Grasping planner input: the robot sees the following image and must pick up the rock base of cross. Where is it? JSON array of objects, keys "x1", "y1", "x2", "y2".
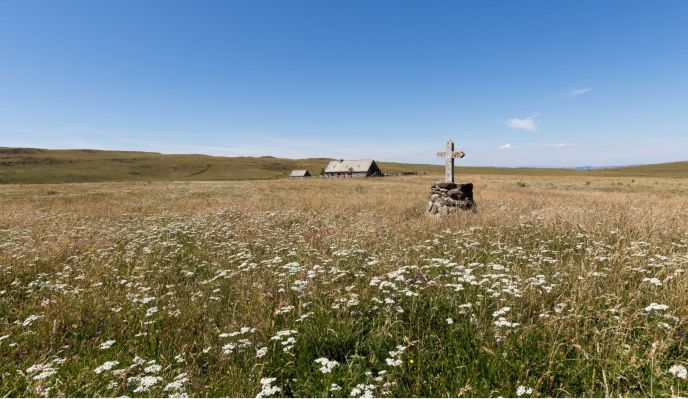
[{"x1": 426, "y1": 181, "x2": 475, "y2": 216}]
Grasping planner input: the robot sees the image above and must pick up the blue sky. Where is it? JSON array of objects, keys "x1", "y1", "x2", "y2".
[{"x1": 1, "y1": 0, "x2": 687, "y2": 167}]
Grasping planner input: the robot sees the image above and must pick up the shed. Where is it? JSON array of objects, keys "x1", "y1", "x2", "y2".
[
  {"x1": 289, "y1": 169, "x2": 311, "y2": 178},
  {"x1": 323, "y1": 159, "x2": 382, "y2": 178}
]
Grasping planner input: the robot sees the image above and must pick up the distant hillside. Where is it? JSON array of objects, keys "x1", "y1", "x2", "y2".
[
  {"x1": 0, "y1": 147, "x2": 438, "y2": 184},
  {"x1": 1, "y1": 147, "x2": 687, "y2": 184},
  {"x1": 593, "y1": 160, "x2": 688, "y2": 177}
]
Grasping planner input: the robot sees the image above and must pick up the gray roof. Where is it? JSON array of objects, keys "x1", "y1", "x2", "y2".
[
  {"x1": 324, "y1": 159, "x2": 375, "y2": 173},
  {"x1": 289, "y1": 169, "x2": 310, "y2": 177}
]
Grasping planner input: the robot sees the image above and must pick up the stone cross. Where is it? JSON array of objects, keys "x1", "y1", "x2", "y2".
[{"x1": 436, "y1": 139, "x2": 465, "y2": 183}]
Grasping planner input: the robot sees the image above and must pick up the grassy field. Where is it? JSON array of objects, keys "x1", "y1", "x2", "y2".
[
  {"x1": 3, "y1": 147, "x2": 688, "y2": 184},
  {"x1": 2, "y1": 172, "x2": 688, "y2": 397}
]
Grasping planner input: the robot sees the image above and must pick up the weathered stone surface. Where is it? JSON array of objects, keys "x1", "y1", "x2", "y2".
[
  {"x1": 436, "y1": 182, "x2": 457, "y2": 190},
  {"x1": 447, "y1": 189, "x2": 468, "y2": 200},
  {"x1": 426, "y1": 180, "x2": 475, "y2": 215}
]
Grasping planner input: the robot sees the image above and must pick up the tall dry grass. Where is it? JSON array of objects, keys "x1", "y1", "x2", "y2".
[{"x1": 1, "y1": 175, "x2": 687, "y2": 397}]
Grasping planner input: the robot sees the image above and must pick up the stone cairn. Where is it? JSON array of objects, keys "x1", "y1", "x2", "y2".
[{"x1": 427, "y1": 181, "x2": 475, "y2": 215}]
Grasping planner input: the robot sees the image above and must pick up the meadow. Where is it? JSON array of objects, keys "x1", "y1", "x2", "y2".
[
  {"x1": 2, "y1": 173, "x2": 688, "y2": 397},
  {"x1": 3, "y1": 147, "x2": 688, "y2": 184}
]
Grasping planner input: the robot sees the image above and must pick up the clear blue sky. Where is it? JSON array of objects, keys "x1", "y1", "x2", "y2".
[{"x1": 1, "y1": 0, "x2": 687, "y2": 167}]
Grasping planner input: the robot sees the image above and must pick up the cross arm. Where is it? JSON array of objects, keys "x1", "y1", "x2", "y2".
[{"x1": 437, "y1": 151, "x2": 466, "y2": 159}]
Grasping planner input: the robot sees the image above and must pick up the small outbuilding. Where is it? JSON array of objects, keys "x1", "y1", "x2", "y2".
[
  {"x1": 323, "y1": 159, "x2": 383, "y2": 178},
  {"x1": 289, "y1": 169, "x2": 311, "y2": 178}
]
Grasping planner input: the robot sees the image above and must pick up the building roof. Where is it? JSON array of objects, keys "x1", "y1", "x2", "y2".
[
  {"x1": 289, "y1": 169, "x2": 310, "y2": 177},
  {"x1": 324, "y1": 159, "x2": 376, "y2": 173}
]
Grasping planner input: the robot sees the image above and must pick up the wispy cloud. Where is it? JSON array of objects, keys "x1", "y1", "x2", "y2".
[
  {"x1": 570, "y1": 87, "x2": 592, "y2": 96},
  {"x1": 505, "y1": 113, "x2": 539, "y2": 132},
  {"x1": 498, "y1": 143, "x2": 568, "y2": 151}
]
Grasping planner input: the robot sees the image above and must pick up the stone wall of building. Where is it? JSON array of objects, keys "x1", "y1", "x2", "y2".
[{"x1": 427, "y1": 182, "x2": 475, "y2": 215}]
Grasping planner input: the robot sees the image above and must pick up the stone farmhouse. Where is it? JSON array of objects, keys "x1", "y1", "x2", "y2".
[
  {"x1": 288, "y1": 169, "x2": 311, "y2": 178},
  {"x1": 323, "y1": 159, "x2": 383, "y2": 178}
]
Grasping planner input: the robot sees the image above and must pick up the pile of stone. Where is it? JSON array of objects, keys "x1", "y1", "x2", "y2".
[{"x1": 427, "y1": 181, "x2": 475, "y2": 215}]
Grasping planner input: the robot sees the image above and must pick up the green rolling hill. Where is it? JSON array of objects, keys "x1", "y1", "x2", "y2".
[{"x1": 1, "y1": 147, "x2": 687, "y2": 184}]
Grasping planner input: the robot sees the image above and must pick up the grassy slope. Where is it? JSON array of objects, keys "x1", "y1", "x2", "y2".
[
  {"x1": 1, "y1": 147, "x2": 687, "y2": 184},
  {"x1": 2, "y1": 177, "x2": 688, "y2": 396},
  {"x1": 593, "y1": 160, "x2": 688, "y2": 177}
]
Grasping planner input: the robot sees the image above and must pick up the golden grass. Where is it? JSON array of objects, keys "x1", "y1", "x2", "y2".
[{"x1": 1, "y1": 174, "x2": 688, "y2": 396}]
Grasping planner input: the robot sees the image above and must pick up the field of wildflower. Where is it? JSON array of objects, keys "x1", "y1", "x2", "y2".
[{"x1": 2, "y1": 174, "x2": 688, "y2": 397}]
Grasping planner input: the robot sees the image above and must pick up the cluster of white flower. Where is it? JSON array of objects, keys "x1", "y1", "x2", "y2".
[
  {"x1": 350, "y1": 383, "x2": 376, "y2": 398},
  {"x1": 26, "y1": 357, "x2": 64, "y2": 381},
  {"x1": 270, "y1": 329, "x2": 297, "y2": 352},
  {"x1": 99, "y1": 339, "x2": 116, "y2": 350},
  {"x1": 94, "y1": 360, "x2": 119, "y2": 374},
  {"x1": 219, "y1": 326, "x2": 257, "y2": 355},
  {"x1": 256, "y1": 377, "x2": 280, "y2": 398},
  {"x1": 644, "y1": 303, "x2": 669, "y2": 313},
  {"x1": 493, "y1": 306, "x2": 520, "y2": 329},
  {"x1": 21, "y1": 314, "x2": 43, "y2": 327},
  {"x1": 385, "y1": 345, "x2": 407, "y2": 367},
  {"x1": 145, "y1": 306, "x2": 158, "y2": 317},
  {"x1": 274, "y1": 305, "x2": 295, "y2": 315},
  {"x1": 669, "y1": 364, "x2": 687, "y2": 379},
  {"x1": 143, "y1": 363, "x2": 162, "y2": 374},
  {"x1": 516, "y1": 385, "x2": 534, "y2": 396},
  {"x1": 163, "y1": 372, "x2": 190, "y2": 397},
  {"x1": 256, "y1": 346, "x2": 268, "y2": 358},
  {"x1": 642, "y1": 277, "x2": 662, "y2": 286},
  {"x1": 129, "y1": 375, "x2": 162, "y2": 393},
  {"x1": 314, "y1": 357, "x2": 340, "y2": 374},
  {"x1": 492, "y1": 306, "x2": 511, "y2": 318}
]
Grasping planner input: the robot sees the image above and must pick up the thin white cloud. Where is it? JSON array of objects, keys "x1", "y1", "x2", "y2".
[
  {"x1": 498, "y1": 143, "x2": 568, "y2": 151},
  {"x1": 505, "y1": 113, "x2": 539, "y2": 132},
  {"x1": 570, "y1": 87, "x2": 592, "y2": 96}
]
